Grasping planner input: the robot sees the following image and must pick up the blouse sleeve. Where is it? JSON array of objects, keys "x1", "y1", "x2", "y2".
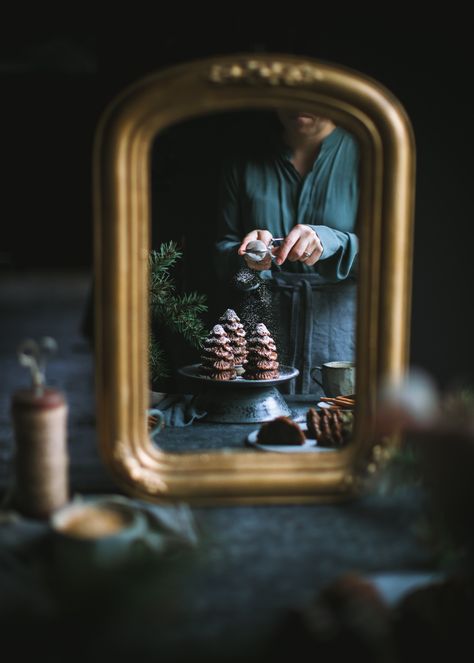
[
  {"x1": 214, "y1": 160, "x2": 247, "y2": 282},
  {"x1": 308, "y1": 134, "x2": 360, "y2": 281},
  {"x1": 308, "y1": 225, "x2": 359, "y2": 281}
]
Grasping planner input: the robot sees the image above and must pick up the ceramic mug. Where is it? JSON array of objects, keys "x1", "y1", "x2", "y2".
[
  {"x1": 147, "y1": 408, "x2": 165, "y2": 440},
  {"x1": 311, "y1": 361, "x2": 356, "y2": 397},
  {"x1": 50, "y1": 496, "x2": 152, "y2": 574}
]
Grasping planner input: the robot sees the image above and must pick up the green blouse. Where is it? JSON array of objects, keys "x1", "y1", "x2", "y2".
[{"x1": 214, "y1": 127, "x2": 359, "y2": 283}]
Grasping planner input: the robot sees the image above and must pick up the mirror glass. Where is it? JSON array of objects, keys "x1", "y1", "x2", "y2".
[
  {"x1": 95, "y1": 54, "x2": 415, "y2": 503},
  {"x1": 149, "y1": 110, "x2": 359, "y2": 454}
]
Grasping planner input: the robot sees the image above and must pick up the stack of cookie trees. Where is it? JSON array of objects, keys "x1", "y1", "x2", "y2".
[
  {"x1": 244, "y1": 323, "x2": 279, "y2": 380},
  {"x1": 200, "y1": 325, "x2": 236, "y2": 380},
  {"x1": 189, "y1": 321, "x2": 297, "y2": 423},
  {"x1": 219, "y1": 309, "x2": 247, "y2": 370}
]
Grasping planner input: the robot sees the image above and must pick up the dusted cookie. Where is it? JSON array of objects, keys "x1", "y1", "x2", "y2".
[
  {"x1": 257, "y1": 416, "x2": 306, "y2": 445},
  {"x1": 202, "y1": 347, "x2": 234, "y2": 360},
  {"x1": 244, "y1": 322, "x2": 280, "y2": 381},
  {"x1": 207, "y1": 370, "x2": 237, "y2": 381},
  {"x1": 244, "y1": 369, "x2": 279, "y2": 380},
  {"x1": 210, "y1": 359, "x2": 234, "y2": 370},
  {"x1": 199, "y1": 325, "x2": 236, "y2": 381},
  {"x1": 254, "y1": 359, "x2": 280, "y2": 370},
  {"x1": 200, "y1": 359, "x2": 234, "y2": 371},
  {"x1": 218, "y1": 309, "x2": 247, "y2": 368}
]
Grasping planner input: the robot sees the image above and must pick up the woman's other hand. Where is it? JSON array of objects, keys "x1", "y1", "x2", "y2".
[{"x1": 274, "y1": 225, "x2": 323, "y2": 266}]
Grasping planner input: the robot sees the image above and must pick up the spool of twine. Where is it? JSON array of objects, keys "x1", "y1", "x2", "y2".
[{"x1": 11, "y1": 388, "x2": 69, "y2": 519}]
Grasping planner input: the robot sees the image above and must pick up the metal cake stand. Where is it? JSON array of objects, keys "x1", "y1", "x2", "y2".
[{"x1": 178, "y1": 363, "x2": 299, "y2": 423}]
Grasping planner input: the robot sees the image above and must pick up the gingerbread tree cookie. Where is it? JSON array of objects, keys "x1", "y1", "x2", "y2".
[
  {"x1": 218, "y1": 309, "x2": 247, "y2": 368},
  {"x1": 199, "y1": 324, "x2": 236, "y2": 380},
  {"x1": 244, "y1": 323, "x2": 279, "y2": 380}
]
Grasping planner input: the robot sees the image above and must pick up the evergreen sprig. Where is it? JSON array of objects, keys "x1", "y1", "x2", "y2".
[
  {"x1": 150, "y1": 242, "x2": 183, "y2": 271},
  {"x1": 149, "y1": 241, "x2": 207, "y2": 384},
  {"x1": 149, "y1": 335, "x2": 170, "y2": 380}
]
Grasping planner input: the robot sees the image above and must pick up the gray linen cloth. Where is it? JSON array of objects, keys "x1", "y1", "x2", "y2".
[{"x1": 149, "y1": 391, "x2": 207, "y2": 426}]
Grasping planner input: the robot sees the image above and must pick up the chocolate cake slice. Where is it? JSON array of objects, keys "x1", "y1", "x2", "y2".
[{"x1": 257, "y1": 416, "x2": 306, "y2": 445}]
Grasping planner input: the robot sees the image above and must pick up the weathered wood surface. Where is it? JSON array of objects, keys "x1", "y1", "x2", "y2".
[{"x1": 0, "y1": 271, "x2": 435, "y2": 662}]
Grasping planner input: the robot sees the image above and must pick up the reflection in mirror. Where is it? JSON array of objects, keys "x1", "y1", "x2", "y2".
[{"x1": 149, "y1": 110, "x2": 359, "y2": 454}]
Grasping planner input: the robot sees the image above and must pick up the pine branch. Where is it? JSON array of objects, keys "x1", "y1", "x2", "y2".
[
  {"x1": 148, "y1": 241, "x2": 207, "y2": 384},
  {"x1": 177, "y1": 291, "x2": 208, "y2": 310},
  {"x1": 150, "y1": 275, "x2": 175, "y2": 311},
  {"x1": 149, "y1": 334, "x2": 169, "y2": 381},
  {"x1": 149, "y1": 242, "x2": 180, "y2": 310},
  {"x1": 154, "y1": 294, "x2": 208, "y2": 348},
  {"x1": 149, "y1": 241, "x2": 182, "y2": 272}
]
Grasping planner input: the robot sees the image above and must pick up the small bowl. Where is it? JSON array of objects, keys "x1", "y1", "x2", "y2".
[{"x1": 50, "y1": 496, "x2": 149, "y2": 572}]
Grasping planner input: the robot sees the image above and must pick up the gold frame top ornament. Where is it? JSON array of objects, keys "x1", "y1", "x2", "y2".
[{"x1": 209, "y1": 60, "x2": 324, "y2": 86}]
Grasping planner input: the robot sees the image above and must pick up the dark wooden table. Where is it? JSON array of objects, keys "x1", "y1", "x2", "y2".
[{"x1": 0, "y1": 270, "x2": 438, "y2": 662}]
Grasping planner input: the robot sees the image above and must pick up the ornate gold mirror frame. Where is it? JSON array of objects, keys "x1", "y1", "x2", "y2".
[{"x1": 94, "y1": 54, "x2": 415, "y2": 504}]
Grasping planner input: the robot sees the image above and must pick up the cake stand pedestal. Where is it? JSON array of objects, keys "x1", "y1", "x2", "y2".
[{"x1": 178, "y1": 364, "x2": 299, "y2": 423}]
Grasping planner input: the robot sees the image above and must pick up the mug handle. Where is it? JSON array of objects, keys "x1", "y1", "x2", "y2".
[
  {"x1": 147, "y1": 408, "x2": 165, "y2": 439},
  {"x1": 310, "y1": 366, "x2": 324, "y2": 391}
]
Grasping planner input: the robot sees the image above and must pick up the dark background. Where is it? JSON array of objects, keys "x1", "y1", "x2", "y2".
[{"x1": 2, "y1": 15, "x2": 472, "y2": 388}]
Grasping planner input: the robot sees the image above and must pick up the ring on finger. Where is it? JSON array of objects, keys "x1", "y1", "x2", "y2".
[{"x1": 303, "y1": 250, "x2": 313, "y2": 259}]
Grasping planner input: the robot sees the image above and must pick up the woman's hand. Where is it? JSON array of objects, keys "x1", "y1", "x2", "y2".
[
  {"x1": 238, "y1": 229, "x2": 273, "y2": 271},
  {"x1": 274, "y1": 225, "x2": 323, "y2": 266}
]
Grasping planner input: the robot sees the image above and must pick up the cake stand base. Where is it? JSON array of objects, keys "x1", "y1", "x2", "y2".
[
  {"x1": 178, "y1": 364, "x2": 299, "y2": 424},
  {"x1": 194, "y1": 385, "x2": 292, "y2": 423}
]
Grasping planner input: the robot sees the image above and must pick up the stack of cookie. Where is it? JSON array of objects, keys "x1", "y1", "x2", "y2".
[
  {"x1": 306, "y1": 408, "x2": 354, "y2": 447},
  {"x1": 218, "y1": 309, "x2": 247, "y2": 369},
  {"x1": 244, "y1": 323, "x2": 279, "y2": 380},
  {"x1": 199, "y1": 324, "x2": 236, "y2": 381}
]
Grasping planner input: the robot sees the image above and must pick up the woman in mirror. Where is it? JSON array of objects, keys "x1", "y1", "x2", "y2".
[{"x1": 214, "y1": 110, "x2": 359, "y2": 395}]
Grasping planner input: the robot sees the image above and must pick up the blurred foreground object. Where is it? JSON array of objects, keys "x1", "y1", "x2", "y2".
[
  {"x1": 375, "y1": 368, "x2": 440, "y2": 436},
  {"x1": 266, "y1": 573, "x2": 394, "y2": 662},
  {"x1": 393, "y1": 574, "x2": 473, "y2": 661},
  {"x1": 11, "y1": 337, "x2": 69, "y2": 518},
  {"x1": 375, "y1": 369, "x2": 474, "y2": 569}
]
